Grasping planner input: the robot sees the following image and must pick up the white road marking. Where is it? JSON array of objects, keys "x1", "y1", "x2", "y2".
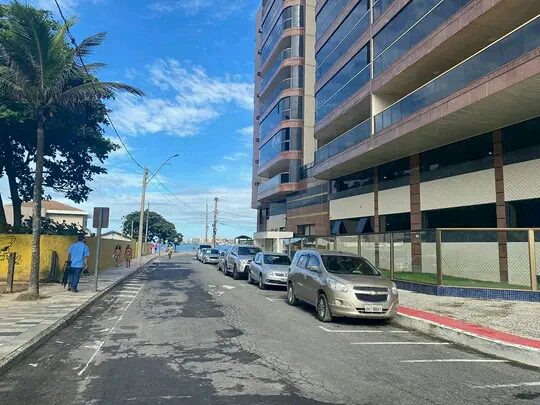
[
  {"x1": 222, "y1": 285, "x2": 235, "y2": 290},
  {"x1": 78, "y1": 280, "x2": 145, "y2": 377},
  {"x1": 240, "y1": 284, "x2": 247, "y2": 287},
  {"x1": 116, "y1": 294, "x2": 138, "y2": 298},
  {"x1": 471, "y1": 382, "x2": 540, "y2": 389},
  {"x1": 28, "y1": 363, "x2": 38, "y2": 367},
  {"x1": 352, "y1": 342, "x2": 449, "y2": 345},
  {"x1": 319, "y1": 326, "x2": 408, "y2": 334},
  {"x1": 265, "y1": 297, "x2": 277, "y2": 302},
  {"x1": 207, "y1": 284, "x2": 215, "y2": 288},
  {"x1": 402, "y1": 359, "x2": 508, "y2": 363}
]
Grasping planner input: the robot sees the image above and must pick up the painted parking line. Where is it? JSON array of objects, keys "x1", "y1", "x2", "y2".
[
  {"x1": 471, "y1": 382, "x2": 540, "y2": 389},
  {"x1": 351, "y1": 342, "x2": 449, "y2": 345},
  {"x1": 319, "y1": 326, "x2": 409, "y2": 334},
  {"x1": 402, "y1": 359, "x2": 508, "y2": 363},
  {"x1": 222, "y1": 285, "x2": 235, "y2": 290}
]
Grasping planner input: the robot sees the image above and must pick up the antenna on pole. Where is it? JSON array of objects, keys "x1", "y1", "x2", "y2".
[{"x1": 212, "y1": 197, "x2": 219, "y2": 247}]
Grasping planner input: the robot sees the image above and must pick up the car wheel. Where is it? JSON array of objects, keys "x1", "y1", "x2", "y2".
[
  {"x1": 247, "y1": 270, "x2": 253, "y2": 284},
  {"x1": 258, "y1": 274, "x2": 266, "y2": 290},
  {"x1": 233, "y1": 266, "x2": 240, "y2": 280},
  {"x1": 287, "y1": 283, "x2": 298, "y2": 306},
  {"x1": 316, "y1": 293, "x2": 333, "y2": 322}
]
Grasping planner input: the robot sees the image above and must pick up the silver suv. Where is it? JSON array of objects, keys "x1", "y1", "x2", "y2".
[
  {"x1": 287, "y1": 250, "x2": 398, "y2": 322},
  {"x1": 225, "y1": 245, "x2": 262, "y2": 280}
]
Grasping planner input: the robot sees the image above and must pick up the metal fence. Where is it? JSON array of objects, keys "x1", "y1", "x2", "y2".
[{"x1": 279, "y1": 228, "x2": 539, "y2": 291}]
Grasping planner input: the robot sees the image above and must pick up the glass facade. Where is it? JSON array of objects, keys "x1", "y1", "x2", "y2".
[
  {"x1": 315, "y1": 45, "x2": 370, "y2": 123},
  {"x1": 502, "y1": 117, "x2": 540, "y2": 165},
  {"x1": 331, "y1": 168, "x2": 374, "y2": 199},
  {"x1": 261, "y1": 0, "x2": 282, "y2": 37},
  {"x1": 378, "y1": 158, "x2": 410, "y2": 190},
  {"x1": 373, "y1": 0, "x2": 472, "y2": 76},
  {"x1": 259, "y1": 128, "x2": 303, "y2": 166},
  {"x1": 259, "y1": 96, "x2": 303, "y2": 140},
  {"x1": 260, "y1": 66, "x2": 303, "y2": 115},
  {"x1": 375, "y1": 16, "x2": 540, "y2": 132},
  {"x1": 315, "y1": 0, "x2": 349, "y2": 41},
  {"x1": 315, "y1": 118, "x2": 371, "y2": 164},
  {"x1": 258, "y1": 172, "x2": 291, "y2": 194},
  {"x1": 261, "y1": 37, "x2": 304, "y2": 89},
  {"x1": 372, "y1": 0, "x2": 394, "y2": 21},
  {"x1": 261, "y1": 5, "x2": 304, "y2": 64},
  {"x1": 316, "y1": 0, "x2": 370, "y2": 80}
]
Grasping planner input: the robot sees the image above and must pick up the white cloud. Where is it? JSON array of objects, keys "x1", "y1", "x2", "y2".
[
  {"x1": 224, "y1": 152, "x2": 248, "y2": 161},
  {"x1": 111, "y1": 59, "x2": 253, "y2": 138},
  {"x1": 237, "y1": 126, "x2": 253, "y2": 137},
  {"x1": 210, "y1": 165, "x2": 227, "y2": 172},
  {"x1": 148, "y1": 0, "x2": 246, "y2": 19}
]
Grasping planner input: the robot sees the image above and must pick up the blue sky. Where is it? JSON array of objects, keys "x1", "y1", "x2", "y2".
[{"x1": 0, "y1": 0, "x2": 259, "y2": 239}]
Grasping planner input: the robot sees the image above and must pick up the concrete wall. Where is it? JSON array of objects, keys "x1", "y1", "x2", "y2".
[{"x1": 0, "y1": 234, "x2": 150, "y2": 282}]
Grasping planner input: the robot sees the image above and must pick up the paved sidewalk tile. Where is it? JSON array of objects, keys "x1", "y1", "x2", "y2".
[
  {"x1": 0, "y1": 255, "x2": 156, "y2": 368},
  {"x1": 398, "y1": 289, "x2": 540, "y2": 340}
]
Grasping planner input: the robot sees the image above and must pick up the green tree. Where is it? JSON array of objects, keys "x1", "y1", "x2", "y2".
[
  {"x1": 122, "y1": 211, "x2": 183, "y2": 244},
  {"x1": 0, "y1": 2, "x2": 143, "y2": 298}
]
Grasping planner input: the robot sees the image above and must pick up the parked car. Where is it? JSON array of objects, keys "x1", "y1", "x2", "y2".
[
  {"x1": 225, "y1": 245, "x2": 262, "y2": 280},
  {"x1": 217, "y1": 247, "x2": 230, "y2": 272},
  {"x1": 201, "y1": 248, "x2": 220, "y2": 264},
  {"x1": 195, "y1": 244, "x2": 212, "y2": 261},
  {"x1": 287, "y1": 250, "x2": 398, "y2": 322},
  {"x1": 248, "y1": 252, "x2": 291, "y2": 289}
]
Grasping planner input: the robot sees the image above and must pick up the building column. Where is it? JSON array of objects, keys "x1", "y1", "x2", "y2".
[
  {"x1": 410, "y1": 154, "x2": 422, "y2": 272},
  {"x1": 373, "y1": 167, "x2": 380, "y2": 268},
  {"x1": 493, "y1": 129, "x2": 509, "y2": 283}
]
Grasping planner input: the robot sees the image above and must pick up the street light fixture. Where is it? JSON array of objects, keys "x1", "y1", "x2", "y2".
[{"x1": 137, "y1": 153, "x2": 179, "y2": 262}]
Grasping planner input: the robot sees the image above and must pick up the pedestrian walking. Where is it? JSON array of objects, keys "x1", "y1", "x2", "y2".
[
  {"x1": 67, "y1": 234, "x2": 90, "y2": 292},
  {"x1": 124, "y1": 245, "x2": 133, "y2": 268},
  {"x1": 167, "y1": 245, "x2": 174, "y2": 259},
  {"x1": 113, "y1": 244, "x2": 122, "y2": 267}
]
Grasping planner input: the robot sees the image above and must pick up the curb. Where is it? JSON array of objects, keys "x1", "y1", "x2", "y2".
[
  {"x1": 0, "y1": 256, "x2": 157, "y2": 375},
  {"x1": 394, "y1": 312, "x2": 540, "y2": 368}
]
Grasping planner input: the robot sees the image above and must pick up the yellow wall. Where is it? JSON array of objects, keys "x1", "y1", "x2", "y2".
[{"x1": 0, "y1": 234, "x2": 151, "y2": 282}]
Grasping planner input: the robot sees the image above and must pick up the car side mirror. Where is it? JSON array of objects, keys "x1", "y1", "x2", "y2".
[{"x1": 308, "y1": 265, "x2": 320, "y2": 273}]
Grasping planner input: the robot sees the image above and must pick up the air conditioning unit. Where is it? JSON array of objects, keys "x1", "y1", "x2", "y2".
[{"x1": 255, "y1": 138, "x2": 260, "y2": 142}]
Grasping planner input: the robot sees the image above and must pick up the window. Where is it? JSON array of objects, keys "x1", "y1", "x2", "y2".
[
  {"x1": 331, "y1": 168, "x2": 374, "y2": 199},
  {"x1": 331, "y1": 217, "x2": 374, "y2": 235},
  {"x1": 297, "y1": 254, "x2": 309, "y2": 268},
  {"x1": 321, "y1": 255, "x2": 380, "y2": 276},
  {"x1": 502, "y1": 117, "x2": 540, "y2": 165},
  {"x1": 316, "y1": 0, "x2": 349, "y2": 41},
  {"x1": 264, "y1": 254, "x2": 291, "y2": 265},
  {"x1": 507, "y1": 198, "x2": 540, "y2": 228},
  {"x1": 378, "y1": 158, "x2": 410, "y2": 190},
  {"x1": 420, "y1": 133, "x2": 493, "y2": 182},
  {"x1": 238, "y1": 247, "x2": 262, "y2": 256},
  {"x1": 379, "y1": 213, "x2": 411, "y2": 232},
  {"x1": 423, "y1": 203, "x2": 497, "y2": 229},
  {"x1": 307, "y1": 255, "x2": 320, "y2": 268},
  {"x1": 298, "y1": 224, "x2": 315, "y2": 236}
]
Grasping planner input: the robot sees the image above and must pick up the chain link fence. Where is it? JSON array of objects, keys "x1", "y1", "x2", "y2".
[{"x1": 279, "y1": 228, "x2": 539, "y2": 290}]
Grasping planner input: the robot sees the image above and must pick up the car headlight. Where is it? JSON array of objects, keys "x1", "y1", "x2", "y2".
[
  {"x1": 266, "y1": 271, "x2": 275, "y2": 277},
  {"x1": 391, "y1": 283, "x2": 398, "y2": 295},
  {"x1": 327, "y1": 278, "x2": 348, "y2": 293}
]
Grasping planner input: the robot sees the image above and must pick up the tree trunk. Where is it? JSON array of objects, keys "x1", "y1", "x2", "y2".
[
  {"x1": 5, "y1": 165, "x2": 22, "y2": 232},
  {"x1": 28, "y1": 119, "x2": 45, "y2": 298},
  {"x1": 0, "y1": 192, "x2": 7, "y2": 233}
]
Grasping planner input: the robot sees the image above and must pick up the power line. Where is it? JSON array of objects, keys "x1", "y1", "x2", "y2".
[{"x1": 53, "y1": 0, "x2": 144, "y2": 171}]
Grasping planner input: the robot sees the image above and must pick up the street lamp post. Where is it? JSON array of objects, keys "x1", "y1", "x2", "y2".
[{"x1": 137, "y1": 154, "x2": 179, "y2": 263}]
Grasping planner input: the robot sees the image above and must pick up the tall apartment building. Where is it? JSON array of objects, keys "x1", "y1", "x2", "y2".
[
  {"x1": 253, "y1": 0, "x2": 540, "y2": 258},
  {"x1": 253, "y1": 0, "x2": 330, "y2": 251}
]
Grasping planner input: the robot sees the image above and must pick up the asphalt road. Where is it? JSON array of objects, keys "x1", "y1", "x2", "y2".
[{"x1": 0, "y1": 255, "x2": 539, "y2": 404}]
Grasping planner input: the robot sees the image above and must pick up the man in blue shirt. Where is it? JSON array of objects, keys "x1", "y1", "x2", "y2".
[{"x1": 67, "y1": 234, "x2": 90, "y2": 292}]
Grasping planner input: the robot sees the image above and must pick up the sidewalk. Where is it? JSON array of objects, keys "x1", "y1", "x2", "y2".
[
  {"x1": 395, "y1": 290, "x2": 540, "y2": 367},
  {"x1": 0, "y1": 254, "x2": 156, "y2": 373}
]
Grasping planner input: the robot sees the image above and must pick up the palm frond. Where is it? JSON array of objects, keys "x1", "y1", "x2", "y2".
[
  {"x1": 56, "y1": 81, "x2": 144, "y2": 108},
  {"x1": 77, "y1": 32, "x2": 107, "y2": 57}
]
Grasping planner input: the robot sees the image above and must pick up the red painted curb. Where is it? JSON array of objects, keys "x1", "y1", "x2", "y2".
[{"x1": 398, "y1": 306, "x2": 540, "y2": 350}]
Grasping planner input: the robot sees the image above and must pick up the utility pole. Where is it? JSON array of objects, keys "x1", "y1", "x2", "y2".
[
  {"x1": 137, "y1": 167, "x2": 148, "y2": 263},
  {"x1": 145, "y1": 203, "x2": 150, "y2": 243},
  {"x1": 205, "y1": 197, "x2": 209, "y2": 243},
  {"x1": 130, "y1": 221, "x2": 134, "y2": 239},
  {"x1": 212, "y1": 197, "x2": 219, "y2": 247}
]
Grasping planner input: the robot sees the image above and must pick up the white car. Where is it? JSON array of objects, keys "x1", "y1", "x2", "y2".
[{"x1": 248, "y1": 252, "x2": 291, "y2": 289}]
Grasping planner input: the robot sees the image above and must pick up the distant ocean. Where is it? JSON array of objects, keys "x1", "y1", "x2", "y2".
[{"x1": 173, "y1": 244, "x2": 231, "y2": 253}]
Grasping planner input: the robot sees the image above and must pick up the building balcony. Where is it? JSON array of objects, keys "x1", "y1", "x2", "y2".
[
  {"x1": 260, "y1": 73, "x2": 303, "y2": 116},
  {"x1": 258, "y1": 150, "x2": 303, "y2": 178},
  {"x1": 259, "y1": 95, "x2": 303, "y2": 140},
  {"x1": 257, "y1": 172, "x2": 301, "y2": 202},
  {"x1": 313, "y1": 16, "x2": 540, "y2": 179},
  {"x1": 260, "y1": 47, "x2": 304, "y2": 92}
]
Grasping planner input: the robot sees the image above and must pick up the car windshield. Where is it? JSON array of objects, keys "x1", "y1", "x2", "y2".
[
  {"x1": 238, "y1": 247, "x2": 261, "y2": 256},
  {"x1": 199, "y1": 245, "x2": 211, "y2": 249},
  {"x1": 264, "y1": 255, "x2": 291, "y2": 265},
  {"x1": 321, "y1": 255, "x2": 380, "y2": 276},
  {"x1": 204, "y1": 249, "x2": 219, "y2": 254}
]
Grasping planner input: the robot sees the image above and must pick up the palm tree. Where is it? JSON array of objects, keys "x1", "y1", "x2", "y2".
[{"x1": 0, "y1": 2, "x2": 144, "y2": 298}]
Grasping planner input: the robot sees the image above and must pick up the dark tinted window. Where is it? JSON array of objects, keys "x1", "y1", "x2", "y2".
[
  {"x1": 502, "y1": 118, "x2": 540, "y2": 164},
  {"x1": 297, "y1": 254, "x2": 309, "y2": 268},
  {"x1": 321, "y1": 255, "x2": 380, "y2": 276},
  {"x1": 331, "y1": 168, "x2": 374, "y2": 197},
  {"x1": 264, "y1": 255, "x2": 291, "y2": 265},
  {"x1": 238, "y1": 247, "x2": 262, "y2": 256},
  {"x1": 307, "y1": 255, "x2": 320, "y2": 268},
  {"x1": 423, "y1": 203, "x2": 497, "y2": 228},
  {"x1": 199, "y1": 244, "x2": 212, "y2": 249},
  {"x1": 204, "y1": 249, "x2": 219, "y2": 254},
  {"x1": 378, "y1": 158, "x2": 410, "y2": 190}
]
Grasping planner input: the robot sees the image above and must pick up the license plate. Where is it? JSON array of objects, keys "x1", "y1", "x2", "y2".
[{"x1": 364, "y1": 305, "x2": 383, "y2": 313}]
